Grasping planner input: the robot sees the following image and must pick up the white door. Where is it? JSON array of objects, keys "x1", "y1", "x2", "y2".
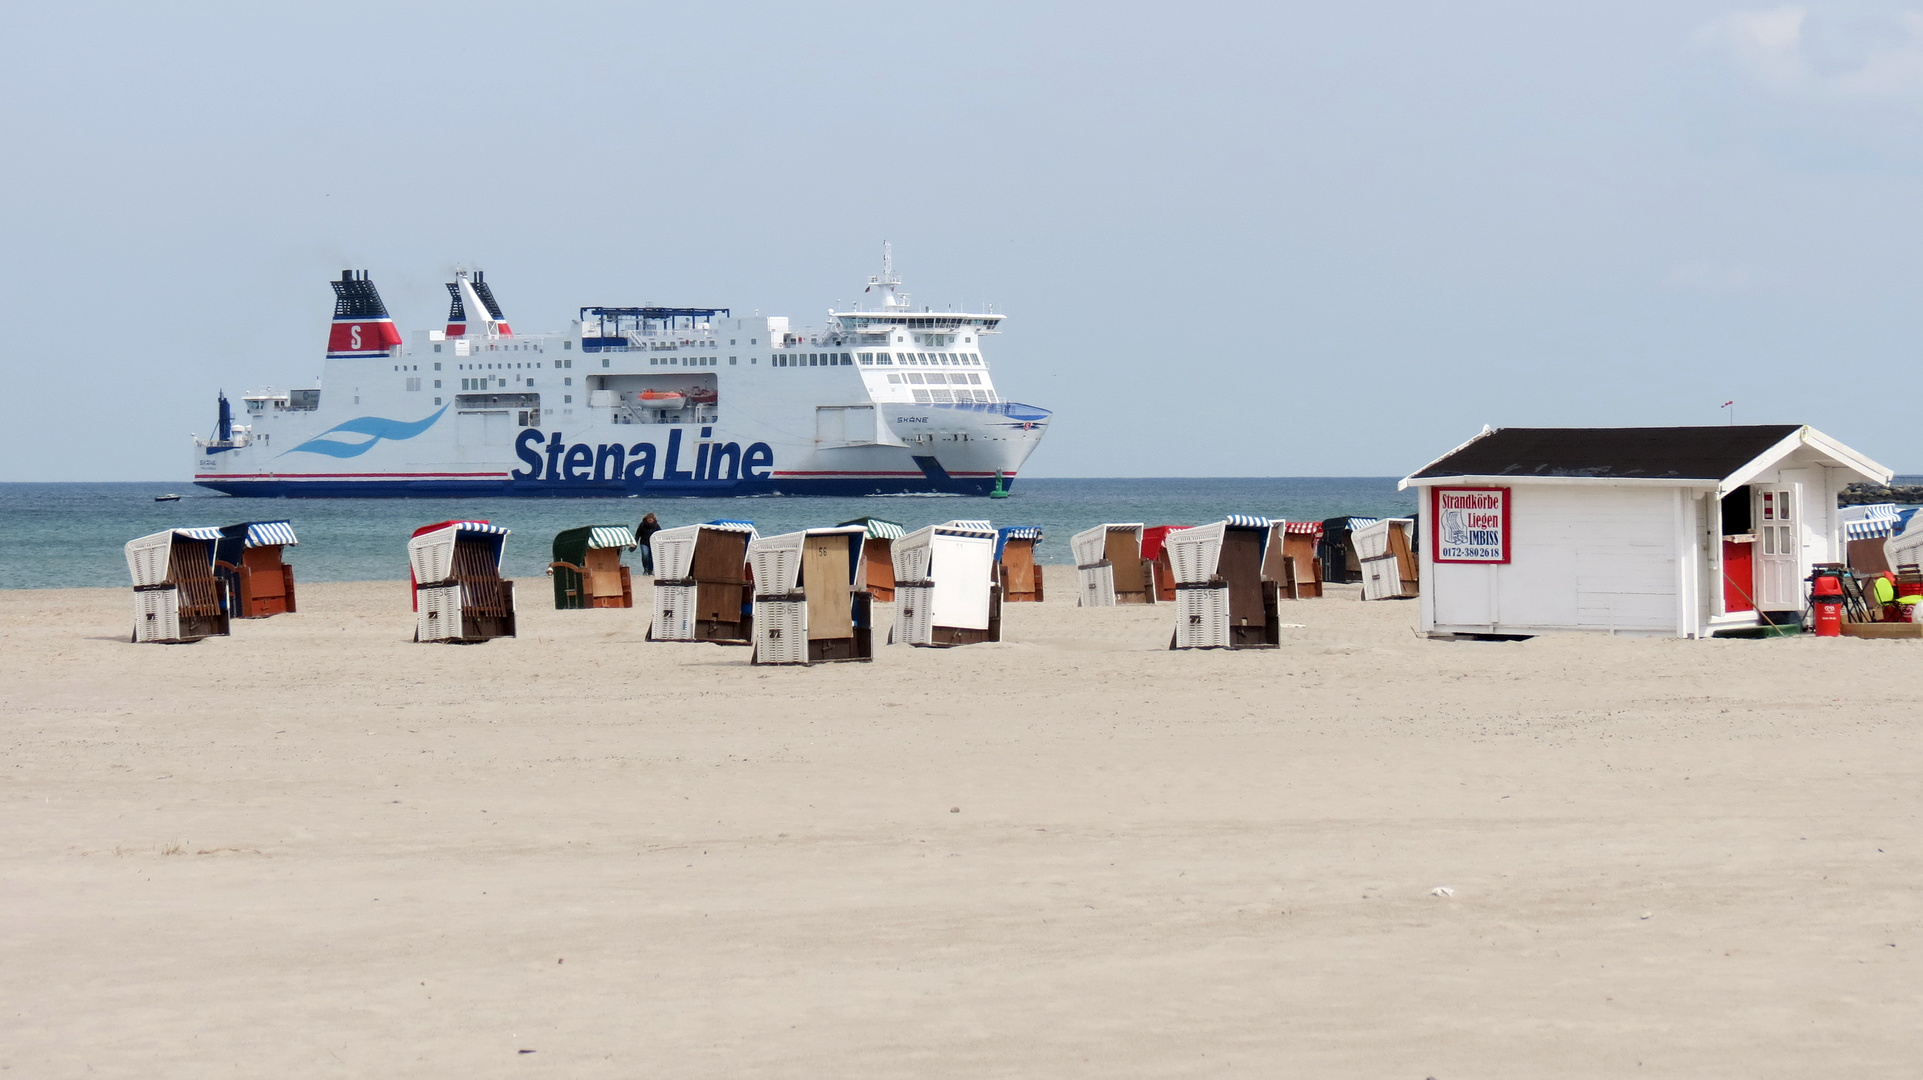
[
  {"x1": 1754, "y1": 485, "x2": 1800, "y2": 609},
  {"x1": 815, "y1": 407, "x2": 846, "y2": 446}
]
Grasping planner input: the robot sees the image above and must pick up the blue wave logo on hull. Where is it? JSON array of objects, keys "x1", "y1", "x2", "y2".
[{"x1": 281, "y1": 405, "x2": 448, "y2": 459}]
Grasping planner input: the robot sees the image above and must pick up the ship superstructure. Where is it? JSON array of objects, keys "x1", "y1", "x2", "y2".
[{"x1": 192, "y1": 255, "x2": 1050, "y2": 496}]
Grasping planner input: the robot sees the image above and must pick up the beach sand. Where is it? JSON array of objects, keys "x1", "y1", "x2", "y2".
[{"x1": 3, "y1": 569, "x2": 1916, "y2": 1077}]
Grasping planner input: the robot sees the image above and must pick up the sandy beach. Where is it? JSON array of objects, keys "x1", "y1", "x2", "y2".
[{"x1": 3, "y1": 568, "x2": 1916, "y2": 1077}]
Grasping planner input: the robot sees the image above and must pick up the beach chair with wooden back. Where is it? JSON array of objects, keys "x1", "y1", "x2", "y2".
[
  {"x1": 1354, "y1": 519, "x2": 1419, "y2": 600},
  {"x1": 648, "y1": 521, "x2": 757, "y2": 643},
  {"x1": 891, "y1": 521, "x2": 1001, "y2": 647},
  {"x1": 550, "y1": 526, "x2": 636, "y2": 609},
  {"x1": 748, "y1": 526, "x2": 873, "y2": 665},
  {"x1": 1261, "y1": 520, "x2": 1325, "y2": 599},
  {"x1": 996, "y1": 526, "x2": 1046, "y2": 603},
  {"x1": 1166, "y1": 516, "x2": 1282, "y2": 650},
  {"x1": 409, "y1": 521, "x2": 515, "y2": 643},
  {"x1": 213, "y1": 521, "x2": 299, "y2": 618},
  {"x1": 1071, "y1": 523, "x2": 1148, "y2": 606},
  {"x1": 838, "y1": 517, "x2": 904, "y2": 602},
  {"x1": 126, "y1": 528, "x2": 231, "y2": 643},
  {"x1": 1141, "y1": 526, "x2": 1190, "y2": 602}
]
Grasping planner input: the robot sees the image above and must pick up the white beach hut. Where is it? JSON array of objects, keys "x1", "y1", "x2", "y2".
[
  {"x1": 1070, "y1": 523, "x2": 1151, "y2": 606},
  {"x1": 1401, "y1": 425, "x2": 1892, "y2": 638},
  {"x1": 408, "y1": 520, "x2": 515, "y2": 643},
  {"x1": 125, "y1": 527, "x2": 230, "y2": 643},
  {"x1": 891, "y1": 520, "x2": 1001, "y2": 647},
  {"x1": 746, "y1": 526, "x2": 873, "y2": 665},
  {"x1": 648, "y1": 519, "x2": 757, "y2": 643},
  {"x1": 1164, "y1": 516, "x2": 1282, "y2": 649}
]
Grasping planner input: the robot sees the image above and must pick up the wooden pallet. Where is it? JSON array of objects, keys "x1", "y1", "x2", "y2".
[{"x1": 1840, "y1": 621, "x2": 1923, "y2": 639}]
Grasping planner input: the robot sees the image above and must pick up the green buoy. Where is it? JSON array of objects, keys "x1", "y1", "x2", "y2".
[{"x1": 989, "y1": 470, "x2": 1010, "y2": 498}]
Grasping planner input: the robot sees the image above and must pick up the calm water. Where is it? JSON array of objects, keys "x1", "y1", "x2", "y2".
[{"x1": 0, "y1": 479, "x2": 1420, "y2": 589}]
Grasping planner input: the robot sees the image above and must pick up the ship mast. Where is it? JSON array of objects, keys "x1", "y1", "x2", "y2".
[{"x1": 865, "y1": 242, "x2": 908, "y2": 311}]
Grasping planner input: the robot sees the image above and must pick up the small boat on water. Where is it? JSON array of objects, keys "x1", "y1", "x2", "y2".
[{"x1": 154, "y1": 493, "x2": 182, "y2": 502}]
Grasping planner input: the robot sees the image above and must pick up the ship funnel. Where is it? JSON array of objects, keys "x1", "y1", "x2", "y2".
[
  {"x1": 444, "y1": 277, "x2": 468, "y2": 338},
  {"x1": 452, "y1": 268, "x2": 512, "y2": 339},
  {"x1": 326, "y1": 269, "x2": 404, "y2": 359}
]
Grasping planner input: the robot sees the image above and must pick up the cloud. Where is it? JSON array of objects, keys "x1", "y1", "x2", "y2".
[{"x1": 1705, "y1": 6, "x2": 1923, "y2": 104}]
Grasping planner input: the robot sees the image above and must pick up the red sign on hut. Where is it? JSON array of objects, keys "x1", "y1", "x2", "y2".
[{"x1": 1432, "y1": 487, "x2": 1510, "y2": 564}]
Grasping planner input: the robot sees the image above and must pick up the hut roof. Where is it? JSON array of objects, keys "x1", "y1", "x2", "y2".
[{"x1": 1409, "y1": 425, "x2": 1805, "y2": 482}]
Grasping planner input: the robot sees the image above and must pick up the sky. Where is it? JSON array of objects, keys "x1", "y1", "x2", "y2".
[{"x1": 3, "y1": 1, "x2": 1922, "y2": 480}]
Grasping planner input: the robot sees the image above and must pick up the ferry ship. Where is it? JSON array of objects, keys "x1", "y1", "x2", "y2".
[{"x1": 191, "y1": 254, "x2": 1050, "y2": 497}]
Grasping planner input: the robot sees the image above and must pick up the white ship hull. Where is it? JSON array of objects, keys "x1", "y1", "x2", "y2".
[{"x1": 194, "y1": 263, "x2": 1050, "y2": 498}]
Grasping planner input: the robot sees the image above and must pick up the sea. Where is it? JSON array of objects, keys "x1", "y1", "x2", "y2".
[{"x1": 0, "y1": 478, "x2": 1419, "y2": 590}]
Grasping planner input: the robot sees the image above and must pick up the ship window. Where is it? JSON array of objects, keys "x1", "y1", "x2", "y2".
[
  {"x1": 564, "y1": 340, "x2": 571, "y2": 349},
  {"x1": 912, "y1": 388, "x2": 932, "y2": 403},
  {"x1": 906, "y1": 372, "x2": 925, "y2": 384},
  {"x1": 435, "y1": 397, "x2": 441, "y2": 405},
  {"x1": 888, "y1": 373, "x2": 902, "y2": 384},
  {"x1": 565, "y1": 395, "x2": 572, "y2": 404},
  {"x1": 968, "y1": 373, "x2": 981, "y2": 384},
  {"x1": 842, "y1": 353, "x2": 852, "y2": 364},
  {"x1": 434, "y1": 344, "x2": 442, "y2": 353},
  {"x1": 434, "y1": 379, "x2": 442, "y2": 388}
]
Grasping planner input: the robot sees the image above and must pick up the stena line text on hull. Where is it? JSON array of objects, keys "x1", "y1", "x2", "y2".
[{"x1": 192, "y1": 252, "x2": 1050, "y2": 498}]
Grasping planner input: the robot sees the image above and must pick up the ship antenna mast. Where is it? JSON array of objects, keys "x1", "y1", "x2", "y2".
[{"x1": 867, "y1": 241, "x2": 907, "y2": 311}]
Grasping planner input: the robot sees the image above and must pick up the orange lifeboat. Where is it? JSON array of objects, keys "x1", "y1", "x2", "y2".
[{"x1": 636, "y1": 390, "x2": 685, "y2": 409}]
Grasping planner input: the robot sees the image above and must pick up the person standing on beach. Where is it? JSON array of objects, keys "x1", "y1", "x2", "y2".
[{"x1": 636, "y1": 513, "x2": 661, "y2": 576}]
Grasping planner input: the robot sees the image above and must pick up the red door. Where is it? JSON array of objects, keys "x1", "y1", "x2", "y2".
[{"x1": 1723, "y1": 539, "x2": 1755, "y2": 613}]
